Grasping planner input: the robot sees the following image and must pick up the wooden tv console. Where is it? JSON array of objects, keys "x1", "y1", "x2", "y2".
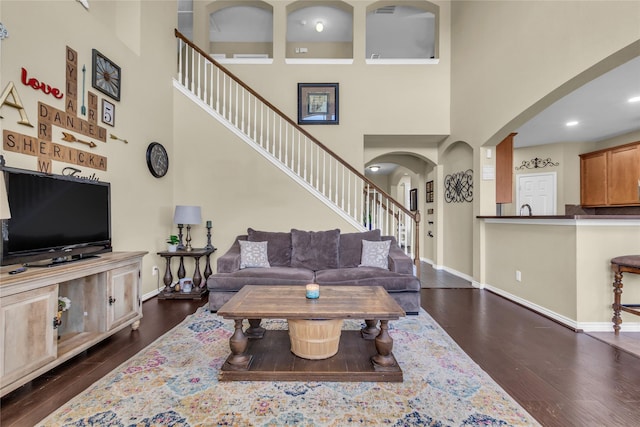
[{"x1": 0, "y1": 251, "x2": 147, "y2": 397}]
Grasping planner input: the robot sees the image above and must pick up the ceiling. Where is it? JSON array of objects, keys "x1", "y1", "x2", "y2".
[{"x1": 514, "y1": 55, "x2": 640, "y2": 148}]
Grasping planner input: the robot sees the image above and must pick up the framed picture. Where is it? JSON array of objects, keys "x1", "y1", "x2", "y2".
[
  {"x1": 92, "y1": 49, "x2": 121, "y2": 101},
  {"x1": 102, "y1": 99, "x2": 115, "y2": 126},
  {"x1": 298, "y1": 83, "x2": 339, "y2": 125},
  {"x1": 426, "y1": 180, "x2": 434, "y2": 203},
  {"x1": 410, "y1": 188, "x2": 418, "y2": 211}
]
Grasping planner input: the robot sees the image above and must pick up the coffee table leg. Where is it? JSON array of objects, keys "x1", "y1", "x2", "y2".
[
  {"x1": 361, "y1": 319, "x2": 379, "y2": 340},
  {"x1": 246, "y1": 318, "x2": 266, "y2": 339},
  {"x1": 226, "y1": 319, "x2": 251, "y2": 370},
  {"x1": 372, "y1": 320, "x2": 397, "y2": 370}
]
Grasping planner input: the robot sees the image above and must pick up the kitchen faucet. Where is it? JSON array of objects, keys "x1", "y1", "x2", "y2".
[{"x1": 520, "y1": 203, "x2": 532, "y2": 216}]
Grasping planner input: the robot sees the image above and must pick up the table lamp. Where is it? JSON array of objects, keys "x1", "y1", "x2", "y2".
[{"x1": 173, "y1": 205, "x2": 201, "y2": 251}]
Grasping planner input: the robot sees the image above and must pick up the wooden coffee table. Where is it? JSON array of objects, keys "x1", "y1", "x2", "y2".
[{"x1": 216, "y1": 285, "x2": 406, "y2": 382}]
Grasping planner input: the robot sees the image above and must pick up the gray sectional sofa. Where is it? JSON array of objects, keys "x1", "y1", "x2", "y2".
[{"x1": 206, "y1": 228, "x2": 421, "y2": 314}]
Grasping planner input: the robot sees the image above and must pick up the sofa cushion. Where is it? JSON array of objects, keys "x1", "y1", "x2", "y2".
[
  {"x1": 239, "y1": 240, "x2": 270, "y2": 269},
  {"x1": 315, "y1": 267, "x2": 421, "y2": 292},
  {"x1": 339, "y1": 229, "x2": 381, "y2": 268},
  {"x1": 290, "y1": 228, "x2": 340, "y2": 271},
  {"x1": 247, "y1": 228, "x2": 291, "y2": 267},
  {"x1": 207, "y1": 267, "x2": 315, "y2": 291},
  {"x1": 360, "y1": 239, "x2": 391, "y2": 269}
]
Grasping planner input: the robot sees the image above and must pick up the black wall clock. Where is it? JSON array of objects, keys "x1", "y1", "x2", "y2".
[
  {"x1": 146, "y1": 142, "x2": 169, "y2": 178},
  {"x1": 92, "y1": 49, "x2": 121, "y2": 101}
]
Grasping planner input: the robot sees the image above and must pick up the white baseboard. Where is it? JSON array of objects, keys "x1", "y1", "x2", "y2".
[
  {"x1": 419, "y1": 259, "x2": 640, "y2": 332},
  {"x1": 481, "y1": 282, "x2": 640, "y2": 332},
  {"x1": 142, "y1": 288, "x2": 162, "y2": 302},
  {"x1": 577, "y1": 322, "x2": 640, "y2": 332}
]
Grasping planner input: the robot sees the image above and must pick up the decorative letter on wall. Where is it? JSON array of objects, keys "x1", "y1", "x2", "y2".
[{"x1": 0, "y1": 82, "x2": 34, "y2": 127}]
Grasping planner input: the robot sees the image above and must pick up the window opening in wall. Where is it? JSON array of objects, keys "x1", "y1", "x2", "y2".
[
  {"x1": 366, "y1": 3, "x2": 437, "y2": 61},
  {"x1": 209, "y1": 4, "x2": 273, "y2": 61},
  {"x1": 177, "y1": 0, "x2": 194, "y2": 40},
  {"x1": 286, "y1": 3, "x2": 353, "y2": 61}
]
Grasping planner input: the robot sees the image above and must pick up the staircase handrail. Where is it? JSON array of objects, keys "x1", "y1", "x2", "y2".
[{"x1": 175, "y1": 29, "x2": 417, "y2": 221}]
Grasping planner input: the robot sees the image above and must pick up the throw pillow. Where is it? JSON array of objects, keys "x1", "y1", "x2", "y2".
[
  {"x1": 290, "y1": 229, "x2": 340, "y2": 271},
  {"x1": 339, "y1": 229, "x2": 381, "y2": 268},
  {"x1": 239, "y1": 240, "x2": 270, "y2": 269},
  {"x1": 247, "y1": 228, "x2": 292, "y2": 267},
  {"x1": 359, "y1": 239, "x2": 391, "y2": 269}
]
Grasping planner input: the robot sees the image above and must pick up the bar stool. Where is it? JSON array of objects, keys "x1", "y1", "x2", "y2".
[{"x1": 611, "y1": 255, "x2": 640, "y2": 335}]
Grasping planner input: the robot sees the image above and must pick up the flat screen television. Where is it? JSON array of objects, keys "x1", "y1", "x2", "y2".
[{"x1": 1, "y1": 167, "x2": 112, "y2": 267}]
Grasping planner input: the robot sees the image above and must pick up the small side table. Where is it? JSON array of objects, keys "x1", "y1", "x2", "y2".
[
  {"x1": 157, "y1": 247, "x2": 216, "y2": 300},
  {"x1": 611, "y1": 255, "x2": 640, "y2": 335}
]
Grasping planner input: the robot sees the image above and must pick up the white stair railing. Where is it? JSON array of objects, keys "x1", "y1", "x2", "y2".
[{"x1": 175, "y1": 30, "x2": 420, "y2": 267}]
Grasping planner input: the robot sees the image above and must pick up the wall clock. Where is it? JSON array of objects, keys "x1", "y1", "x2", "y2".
[
  {"x1": 146, "y1": 142, "x2": 169, "y2": 178},
  {"x1": 92, "y1": 49, "x2": 121, "y2": 101}
]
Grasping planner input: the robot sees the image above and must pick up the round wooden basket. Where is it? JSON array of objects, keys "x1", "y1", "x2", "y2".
[{"x1": 288, "y1": 319, "x2": 343, "y2": 360}]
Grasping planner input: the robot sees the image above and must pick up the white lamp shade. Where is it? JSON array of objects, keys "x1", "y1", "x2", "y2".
[
  {"x1": 0, "y1": 172, "x2": 10, "y2": 220},
  {"x1": 173, "y1": 205, "x2": 201, "y2": 225}
]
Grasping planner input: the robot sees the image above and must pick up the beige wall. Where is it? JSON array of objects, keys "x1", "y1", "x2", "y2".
[
  {"x1": 484, "y1": 220, "x2": 640, "y2": 327},
  {"x1": 173, "y1": 91, "x2": 359, "y2": 256},
  {"x1": 1, "y1": 0, "x2": 176, "y2": 297},
  {"x1": 442, "y1": 141, "x2": 473, "y2": 276}
]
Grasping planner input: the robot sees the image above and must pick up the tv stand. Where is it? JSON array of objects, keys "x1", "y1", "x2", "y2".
[
  {"x1": 0, "y1": 251, "x2": 147, "y2": 397},
  {"x1": 25, "y1": 254, "x2": 101, "y2": 268}
]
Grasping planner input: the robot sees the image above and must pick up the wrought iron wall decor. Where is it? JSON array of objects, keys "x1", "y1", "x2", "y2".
[
  {"x1": 515, "y1": 157, "x2": 559, "y2": 170},
  {"x1": 444, "y1": 169, "x2": 473, "y2": 203}
]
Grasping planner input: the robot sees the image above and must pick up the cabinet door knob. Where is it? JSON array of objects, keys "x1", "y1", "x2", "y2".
[{"x1": 109, "y1": 296, "x2": 116, "y2": 305}]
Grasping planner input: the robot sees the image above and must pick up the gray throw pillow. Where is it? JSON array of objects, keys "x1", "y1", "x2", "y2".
[
  {"x1": 359, "y1": 240, "x2": 391, "y2": 269},
  {"x1": 239, "y1": 240, "x2": 270, "y2": 269},
  {"x1": 290, "y1": 229, "x2": 340, "y2": 271},
  {"x1": 339, "y1": 229, "x2": 381, "y2": 268}
]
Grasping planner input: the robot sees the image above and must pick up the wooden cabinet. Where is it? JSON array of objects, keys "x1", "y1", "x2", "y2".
[
  {"x1": 0, "y1": 251, "x2": 146, "y2": 396},
  {"x1": 0, "y1": 285, "x2": 58, "y2": 388},
  {"x1": 580, "y1": 141, "x2": 640, "y2": 207}
]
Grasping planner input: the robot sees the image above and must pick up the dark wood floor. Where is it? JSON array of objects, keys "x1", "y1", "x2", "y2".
[{"x1": 2, "y1": 286, "x2": 640, "y2": 426}]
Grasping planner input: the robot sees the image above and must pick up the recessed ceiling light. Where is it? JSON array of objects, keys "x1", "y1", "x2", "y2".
[
  {"x1": 628, "y1": 96, "x2": 640, "y2": 103},
  {"x1": 368, "y1": 165, "x2": 380, "y2": 172},
  {"x1": 565, "y1": 121, "x2": 579, "y2": 127},
  {"x1": 315, "y1": 22, "x2": 324, "y2": 32}
]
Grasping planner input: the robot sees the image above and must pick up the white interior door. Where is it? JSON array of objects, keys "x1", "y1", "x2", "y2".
[{"x1": 516, "y1": 172, "x2": 557, "y2": 215}]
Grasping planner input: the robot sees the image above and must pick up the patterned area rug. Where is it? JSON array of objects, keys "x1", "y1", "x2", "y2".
[{"x1": 39, "y1": 308, "x2": 539, "y2": 426}]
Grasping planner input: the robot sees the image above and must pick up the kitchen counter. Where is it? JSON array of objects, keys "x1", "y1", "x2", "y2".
[{"x1": 478, "y1": 215, "x2": 640, "y2": 219}]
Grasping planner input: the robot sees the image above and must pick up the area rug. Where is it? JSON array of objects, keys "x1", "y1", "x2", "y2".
[{"x1": 39, "y1": 308, "x2": 539, "y2": 426}]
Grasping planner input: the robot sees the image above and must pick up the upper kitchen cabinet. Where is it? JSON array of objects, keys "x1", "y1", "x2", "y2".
[{"x1": 580, "y1": 141, "x2": 640, "y2": 207}]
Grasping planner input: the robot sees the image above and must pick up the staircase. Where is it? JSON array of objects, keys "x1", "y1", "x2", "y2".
[{"x1": 173, "y1": 30, "x2": 420, "y2": 269}]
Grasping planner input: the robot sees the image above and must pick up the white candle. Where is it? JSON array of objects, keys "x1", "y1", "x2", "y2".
[{"x1": 305, "y1": 283, "x2": 319, "y2": 299}]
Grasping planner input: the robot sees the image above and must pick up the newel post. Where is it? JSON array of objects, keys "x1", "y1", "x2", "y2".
[{"x1": 414, "y1": 211, "x2": 421, "y2": 278}]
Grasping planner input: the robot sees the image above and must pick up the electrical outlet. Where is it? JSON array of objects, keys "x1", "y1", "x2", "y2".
[
  {"x1": 515, "y1": 270, "x2": 522, "y2": 282},
  {"x1": 152, "y1": 265, "x2": 159, "y2": 276}
]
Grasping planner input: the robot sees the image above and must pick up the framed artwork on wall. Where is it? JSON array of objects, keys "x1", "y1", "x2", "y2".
[
  {"x1": 297, "y1": 83, "x2": 339, "y2": 125},
  {"x1": 410, "y1": 188, "x2": 418, "y2": 211},
  {"x1": 92, "y1": 49, "x2": 121, "y2": 101},
  {"x1": 426, "y1": 180, "x2": 434, "y2": 203}
]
